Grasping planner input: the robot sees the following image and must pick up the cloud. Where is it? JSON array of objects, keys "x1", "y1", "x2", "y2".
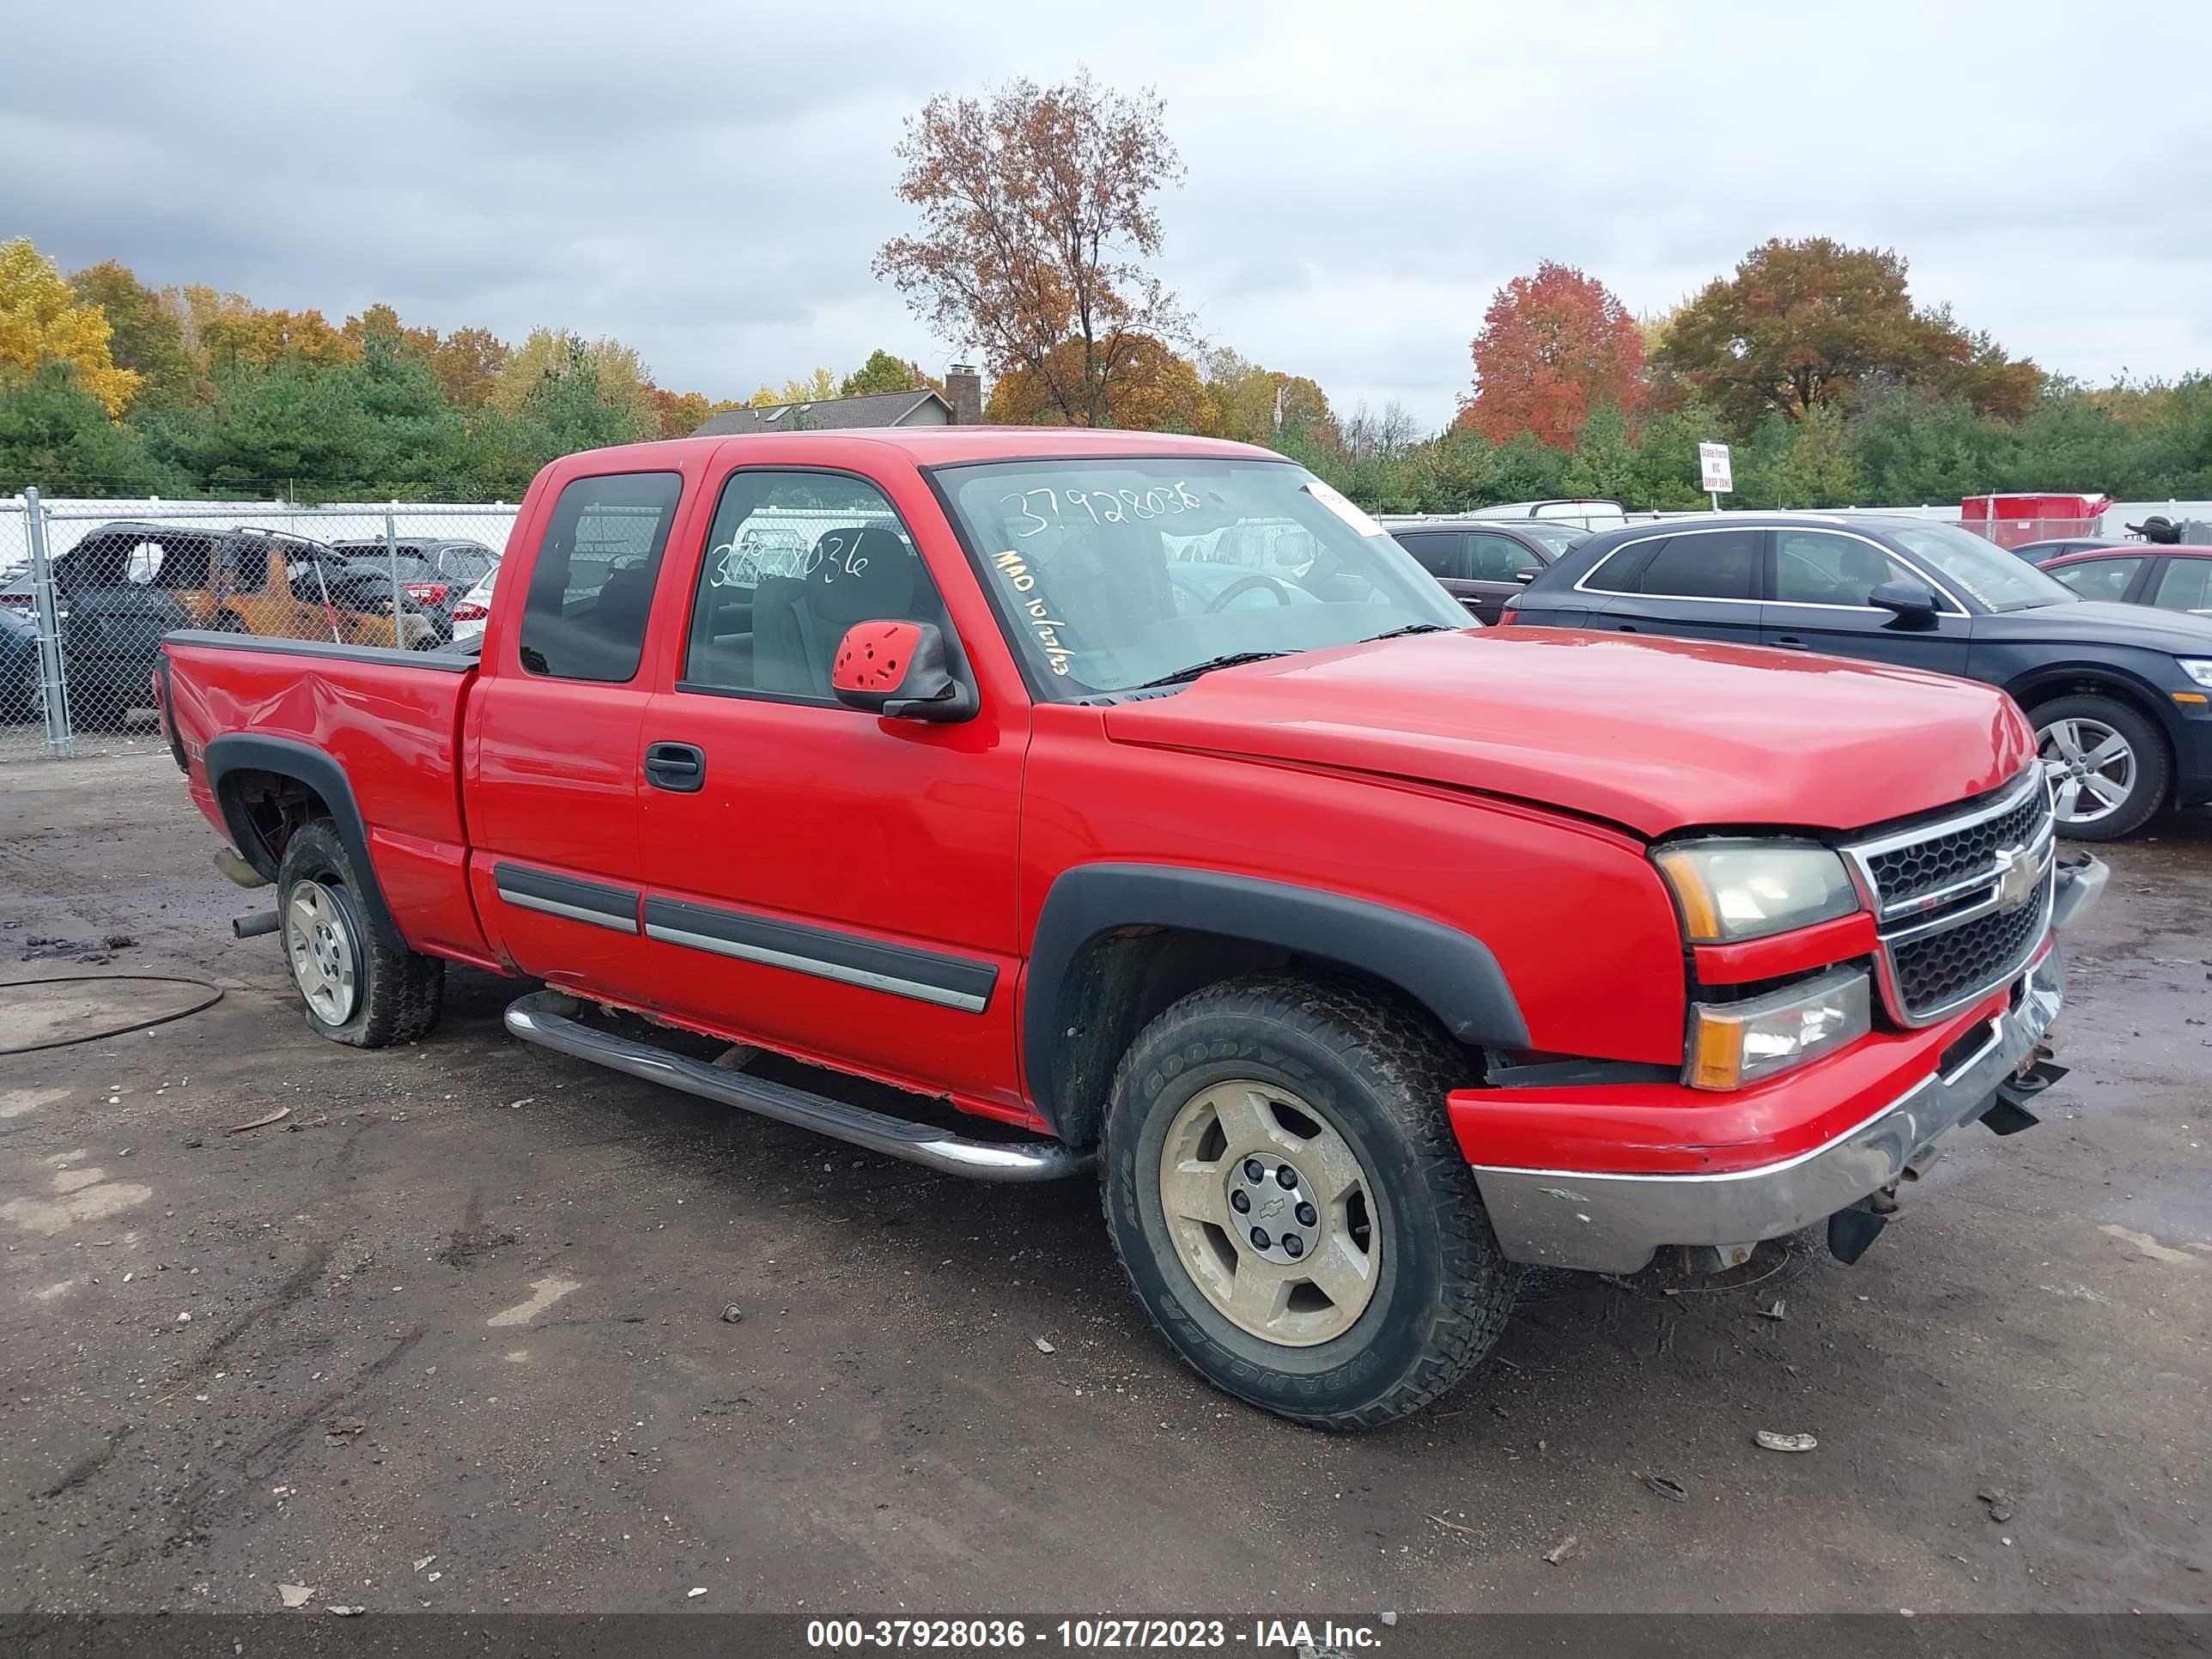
[{"x1": 5, "y1": 0, "x2": 2209, "y2": 428}]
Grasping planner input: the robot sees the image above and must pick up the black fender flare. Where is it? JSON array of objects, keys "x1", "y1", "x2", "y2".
[
  {"x1": 2004, "y1": 659, "x2": 2186, "y2": 744},
  {"x1": 203, "y1": 733, "x2": 406, "y2": 953},
  {"x1": 1022, "y1": 863, "x2": 1529, "y2": 1136}
]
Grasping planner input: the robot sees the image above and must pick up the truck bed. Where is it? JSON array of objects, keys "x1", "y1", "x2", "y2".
[{"x1": 161, "y1": 630, "x2": 493, "y2": 965}]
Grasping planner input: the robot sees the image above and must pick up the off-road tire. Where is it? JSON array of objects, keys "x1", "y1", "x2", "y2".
[
  {"x1": 1102, "y1": 975, "x2": 1518, "y2": 1430},
  {"x1": 2033, "y1": 692, "x2": 2169, "y2": 841},
  {"x1": 276, "y1": 819, "x2": 444, "y2": 1048}
]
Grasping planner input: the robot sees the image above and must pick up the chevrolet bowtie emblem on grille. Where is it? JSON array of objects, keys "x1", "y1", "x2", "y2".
[{"x1": 1992, "y1": 844, "x2": 2039, "y2": 911}]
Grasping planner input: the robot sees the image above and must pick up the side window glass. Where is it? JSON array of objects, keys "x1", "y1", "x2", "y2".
[
  {"x1": 229, "y1": 540, "x2": 270, "y2": 590},
  {"x1": 518, "y1": 471, "x2": 682, "y2": 683},
  {"x1": 682, "y1": 470, "x2": 948, "y2": 702},
  {"x1": 2050, "y1": 557, "x2": 2142, "y2": 605},
  {"x1": 1394, "y1": 533, "x2": 1468, "y2": 581},
  {"x1": 1634, "y1": 532, "x2": 1759, "y2": 600},
  {"x1": 1467, "y1": 533, "x2": 1539, "y2": 582},
  {"x1": 2150, "y1": 558, "x2": 2211, "y2": 614},
  {"x1": 1772, "y1": 531, "x2": 1917, "y2": 606}
]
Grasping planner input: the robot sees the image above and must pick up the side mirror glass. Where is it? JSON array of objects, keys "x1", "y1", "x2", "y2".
[
  {"x1": 1869, "y1": 578, "x2": 1939, "y2": 625},
  {"x1": 1513, "y1": 567, "x2": 1540, "y2": 584},
  {"x1": 831, "y1": 620, "x2": 976, "y2": 722}
]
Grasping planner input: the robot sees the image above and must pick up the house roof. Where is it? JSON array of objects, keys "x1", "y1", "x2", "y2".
[{"x1": 692, "y1": 388, "x2": 951, "y2": 437}]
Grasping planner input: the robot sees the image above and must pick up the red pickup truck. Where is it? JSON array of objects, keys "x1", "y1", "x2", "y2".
[{"x1": 157, "y1": 428, "x2": 2106, "y2": 1429}]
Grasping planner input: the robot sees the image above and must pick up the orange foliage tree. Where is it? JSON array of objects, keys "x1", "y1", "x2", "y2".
[
  {"x1": 1460, "y1": 262, "x2": 1645, "y2": 449},
  {"x1": 986, "y1": 334, "x2": 1212, "y2": 431},
  {"x1": 873, "y1": 70, "x2": 1190, "y2": 427}
]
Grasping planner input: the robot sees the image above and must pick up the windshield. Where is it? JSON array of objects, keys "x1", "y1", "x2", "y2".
[
  {"x1": 1518, "y1": 522, "x2": 1588, "y2": 555},
  {"x1": 1886, "y1": 521, "x2": 2078, "y2": 612},
  {"x1": 939, "y1": 457, "x2": 1468, "y2": 695}
]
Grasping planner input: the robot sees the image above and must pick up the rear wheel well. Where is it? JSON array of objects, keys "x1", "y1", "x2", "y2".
[
  {"x1": 219, "y1": 768, "x2": 333, "y2": 875},
  {"x1": 1046, "y1": 925, "x2": 1479, "y2": 1151}
]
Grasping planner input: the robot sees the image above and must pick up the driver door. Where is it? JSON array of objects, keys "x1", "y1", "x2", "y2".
[
  {"x1": 635, "y1": 465, "x2": 1029, "y2": 1116},
  {"x1": 1760, "y1": 527, "x2": 1971, "y2": 672}
]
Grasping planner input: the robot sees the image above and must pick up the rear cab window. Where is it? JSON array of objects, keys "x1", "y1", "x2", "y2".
[{"x1": 518, "y1": 471, "x2": 683, "y2": 682}]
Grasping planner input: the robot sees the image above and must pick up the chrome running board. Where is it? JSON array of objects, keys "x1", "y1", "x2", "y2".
[{"x1": 503, "y1": 990, "x2": 1092, "y2": 1183}]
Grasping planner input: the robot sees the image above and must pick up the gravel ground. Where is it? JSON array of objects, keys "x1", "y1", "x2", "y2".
[{"x1": 0, "y1": 751, "x2": 2205, "y2": 1617}]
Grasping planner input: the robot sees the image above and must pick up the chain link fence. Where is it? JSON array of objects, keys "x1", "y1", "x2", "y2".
[{"x1": 1, "y1": 494, "x2": 515, "y2": 764}]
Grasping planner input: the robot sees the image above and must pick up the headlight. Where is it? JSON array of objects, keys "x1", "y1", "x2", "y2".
[
  {"x1": 2177, "y1": 658, "x2": 2212, "y2": 690},
  {"x1": 1653, "y1": 839, "x2": 1860, "y2": 943},
  {"x1": 1688, "y1": 967, "x2": 1871, "y2": 1091}
]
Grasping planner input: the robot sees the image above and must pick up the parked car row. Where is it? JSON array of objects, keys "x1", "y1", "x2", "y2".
[{"x1": 1, "y1": 520, "x2": 500, "y2": 727}]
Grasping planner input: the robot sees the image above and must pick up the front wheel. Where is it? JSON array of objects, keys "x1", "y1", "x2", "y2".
[
  {"x1": 1102, "y1": 975, "x2": 1518, "y2": 1430},
  {"x1": 2034, "y1": 694, "x2": 2169, "y2": 840},
  {"x1": 276, "y1": 820, "x2": 444, "y2": 1047}
]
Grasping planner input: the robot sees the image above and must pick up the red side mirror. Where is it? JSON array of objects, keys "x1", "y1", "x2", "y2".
[
  {"x1": 831, "y1": 619, "x2": 976, "y2": 722},
  {"x1": 833, "y1": 621, "x2": 923, "y2": 700}
]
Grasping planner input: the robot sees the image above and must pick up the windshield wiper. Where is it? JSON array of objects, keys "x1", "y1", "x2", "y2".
[
  {"x1": 1364, "y1": 623, "x2": 1451, "y2": 641},
  {"x1": 1133, "y1": 650, "x2": 1298, "y2": 690}
]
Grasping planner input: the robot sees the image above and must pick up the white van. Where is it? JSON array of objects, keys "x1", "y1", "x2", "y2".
[{"x1": 1464, "y1": 498, "x2": 1629, "y2": 533}]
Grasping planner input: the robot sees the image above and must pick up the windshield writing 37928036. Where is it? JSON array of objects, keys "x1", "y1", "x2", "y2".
[{"x1": 1000, "y1": 482, "x2": 1204, "y2": 536}]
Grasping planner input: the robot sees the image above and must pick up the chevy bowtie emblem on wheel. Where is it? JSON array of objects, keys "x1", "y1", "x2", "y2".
[{"x1": 1993, "y1": 845, "x2": 2039, "y2": 911}]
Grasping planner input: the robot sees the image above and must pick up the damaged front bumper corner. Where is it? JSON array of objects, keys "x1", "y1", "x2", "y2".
[{"x1": 1468, "y1": 854, "x2": 2105, "y2": 1275}]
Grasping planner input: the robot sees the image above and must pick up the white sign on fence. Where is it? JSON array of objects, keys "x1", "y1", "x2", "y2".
[{"x1": 1698, "y1": 442, "x2": 1734, "y2": 495}]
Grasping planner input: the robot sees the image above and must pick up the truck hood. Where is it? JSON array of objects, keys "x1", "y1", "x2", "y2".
[{"x1": 1101, "y1": 629, "x2": 2035, "y2": 838}]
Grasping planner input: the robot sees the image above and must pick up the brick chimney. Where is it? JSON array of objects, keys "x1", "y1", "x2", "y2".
[{"x1": 946, "y1": 363, "x2": 983, "y2": 425}]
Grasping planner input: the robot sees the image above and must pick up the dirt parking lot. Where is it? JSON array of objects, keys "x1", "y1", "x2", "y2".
[{"x1": 0, "y1": 751, "x2": 2206, "y2": 1618}]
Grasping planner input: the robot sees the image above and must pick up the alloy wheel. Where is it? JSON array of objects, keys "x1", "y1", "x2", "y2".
[
  {"x1": 2039, "y1": 716, "x2": 2136, "y2": 828},
  {"x1": 1158, "y1": 1080, "x2": 1381, "y2": 1346},
  {"x1": 284, "y1": 880, "x2": 359, "y2": 1025}
]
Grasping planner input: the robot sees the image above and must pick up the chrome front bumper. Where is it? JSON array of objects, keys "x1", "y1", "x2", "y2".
[{"x1": 1472, "y1": 855, "x2": 2104, "y2": 1275}]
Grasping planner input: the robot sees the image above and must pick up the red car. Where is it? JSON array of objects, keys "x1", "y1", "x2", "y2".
[
  {"x1": 2042, "y1": 544, "x2": 2212, "y2": 615},
  {"x1": 156, "y1": 428, "x2": 2104, "y2": 1429}
]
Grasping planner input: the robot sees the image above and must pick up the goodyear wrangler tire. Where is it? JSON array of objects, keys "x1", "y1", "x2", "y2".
[
  {"x1": 276, "y1": 820, "x2": 444, "y2": 1048},
  {"x1": 1102, "y1": 975, "x2": 1518, "y2": 1430}
]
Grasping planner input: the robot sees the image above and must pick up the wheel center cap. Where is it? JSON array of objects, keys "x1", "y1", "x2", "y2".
[{"x1": 1226, "y1": 1156, "x2": 1320, "y2": 1266}]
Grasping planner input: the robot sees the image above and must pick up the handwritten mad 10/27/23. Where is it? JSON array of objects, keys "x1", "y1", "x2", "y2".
[{"x1": 999, "y1": 482, "x2": 1206, "y2": 537}]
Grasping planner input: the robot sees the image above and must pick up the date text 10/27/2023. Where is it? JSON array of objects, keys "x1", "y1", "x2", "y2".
[{"x1": 804, "y1": 1618, "x2": 1387, "y2": 1650}]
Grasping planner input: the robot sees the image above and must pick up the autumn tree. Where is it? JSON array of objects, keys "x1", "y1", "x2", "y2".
[
  {"x1": 168, "y1": 286, "x2": 359, "y2": 374},
  {"x1": 1657, "y1": 238, "x2": 2041, "y2": 437},
  {"x1": 747, "y1": 367, "x2": 840, "y2": 408},
  {"x1": 70, "y1": 260, "x2": 197, "y2": 400},
  {"x1": 839, "y1": 349, "x2": 933, "y2": 398},
  {"x1": 424, "y1": 328, "x2": 509, "y2": 407},
  {"x1": 1460, "y1": 262, "x2": 1645, "y2": 449},
  {"x1": 1, "y1": 239, "x2": 141, "y2": 416},
  {"x1": 986, "y1": 334, "x2": 1211, "y2": 431},
  {"x1": 1200, "y1": 348, "x2": 1334, "y2": 447},
  {"x1": 490, "y1": 326, "x2": 658, "y2": 431},
  {"x1": 874, "y1": 70, "x2": 1190, "y2": 428}
]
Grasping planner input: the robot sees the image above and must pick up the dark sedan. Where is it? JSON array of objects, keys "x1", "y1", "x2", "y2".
[
  {"x1": 1502, "y1": 514, "x2": 2212, "y2": 839},
  {"x1": 2011, "y1": 537, "x2": 2128, "y2": 565},
  {"x1": 1384, "y1": 519, "x2": 1580, "y2": 623},
  {"x1": 2043, "y1": 545, "x2": 2212, "y2": 616}
]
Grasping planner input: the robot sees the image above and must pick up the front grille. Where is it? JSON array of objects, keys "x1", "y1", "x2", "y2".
[
  {"x1": 1892, "y1": 895, "x2": 2045, "y2": 1018},
  {"x1": 1844, "y1": 769, "x2": 2056, "y2": 1025},
  {"x1": 1865, "y1": 786, "x2": 2047, "y2": 908}
]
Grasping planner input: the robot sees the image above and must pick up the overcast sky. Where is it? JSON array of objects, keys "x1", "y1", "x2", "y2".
[{"x1": 7, "y1": 0, "x2": 2209, "y2": 429}]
